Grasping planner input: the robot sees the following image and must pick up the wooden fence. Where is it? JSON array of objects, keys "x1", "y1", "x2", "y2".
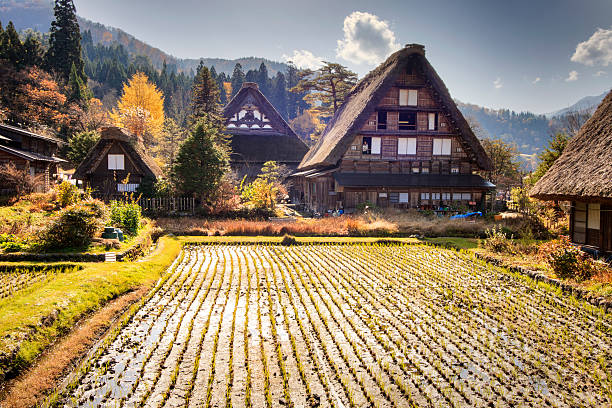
[{"x1": 137, "y1": 197, "x2": 195, "y2": 216}]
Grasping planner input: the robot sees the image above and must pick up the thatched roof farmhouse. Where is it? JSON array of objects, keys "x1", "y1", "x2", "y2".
[
  {"x1": 294, "y1": 44, "x2": 494, "y2": 212},
  {"x1": 531, "y1": 90, "x2": 612, "y2": 252}
]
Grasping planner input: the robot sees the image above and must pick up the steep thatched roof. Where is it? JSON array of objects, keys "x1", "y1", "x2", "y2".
[
  {"x1": 223, "y1": 82, "x2": 308, "y2": 164},
  {"x1": 298, "y1": 44, "x2": 492, "y2": 171},
  {"x1": 73, "y1": 126, "x2": 162, "y2": 179},
  {"x1": 530, "y1": 90, "x2": 612, "y2": 202}
]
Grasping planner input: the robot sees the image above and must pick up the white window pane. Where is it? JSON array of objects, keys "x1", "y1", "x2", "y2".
[
  {"x1": 108, "y1": 155, "x2": 115, "y2": 169},
  {"x1": 117, "y1": 154, "x2": 124, "y2": 170},
  {"x1": 398, "y1": 138, "x2": 407, "y2": 155},
  {"x1": 371, "y1": 137, "x2": 381, "y2": 154},
  {"x1": 399, "y1": 193, "x2": 409, "y2": 203},
  {"x1": 407, "y1": 138, "x2": 416, "y2": 154},
  {"x1": 453, "y1": 193, "x2": 462, "y2": 200},
  {"x1": 399, "y1": 89, "x2": 408, "y2": 106},
  {"x1": 433, "y1": 139, "x2": 442, "y2": 155},
  {"x1": 461, "y1": 193, "x2": 471, "y2": 200},
  {"x1": 408, "y1": 89, "x2": 418, "y2": 106},
  {"x1": 428, "y1": 113, "x2": 436, "y2": 130},
  {"x1": 442, "y1": 139, "x2": 452, "y2": 155},
  {"x1": 588, "y1": 203, "x2": 600, "y2": 229}
]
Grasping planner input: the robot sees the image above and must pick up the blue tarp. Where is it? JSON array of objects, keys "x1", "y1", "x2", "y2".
[{"x1": 450, "y1": 211, "x2": 483, "y2": 219}]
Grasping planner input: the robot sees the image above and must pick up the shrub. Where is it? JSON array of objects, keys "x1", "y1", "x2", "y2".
[
  {"x1": 280, "y1": 234, "x2": 297, "y2": 246},
  {"x1": 38, "y1": 200, "x2": 107, "y2": 250},
  {"x1": 483, "y1": 225, "x2": 515, "y2": 254},
  {"x1": 110, "y1": 200, "x2": 142, "y2": 235},
  {"x1": 0, "y1": 162, "x2": 44, "y2": 197},
  {"x1": 57, "y1": 181, "x2": 80, "y2": 207},
  {"x1": 538, "y1": 236, "x2": 595, "y2": 281}
]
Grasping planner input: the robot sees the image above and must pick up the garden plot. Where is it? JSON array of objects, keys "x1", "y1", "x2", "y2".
[{"x1": 52, "y1": 243, "x2": 611, "y2": 408}]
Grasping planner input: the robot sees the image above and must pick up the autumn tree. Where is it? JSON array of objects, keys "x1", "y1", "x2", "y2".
[
  {"x1": 480, "y1": 138, "x2": 522, "y2": 189},
  {"x1": 191, "y1": 62, "x2": 220, "y2": 121},
  {"x1": 0, "y1": 65, "x2": 74, "y2": 132},
  {"x1": 110, "y1": 72, "x2": 165, "y2": 146},
  {"x1": 171, "y1": 117, "x2": 228, "y2": 203},
  {"x1": 290, "y1": 62, "x2": 357, "y2": 119},
  {"x1": 45, "y1": 0, "x2": 86, "y2": 84},
  {"x1": 76, "y1": 98, "x2": 109, "y2": 132},
  {"x1": 289, "y1": 110, "x2": 324, "y2": 145},
  {"x1": 240, "y1": 161, "x2": 288, "y2": 210}
]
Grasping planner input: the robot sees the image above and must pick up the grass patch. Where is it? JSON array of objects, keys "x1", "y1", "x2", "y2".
[
  {"x1": 0, "y1": 235, "x2": 182, "y2": 381},
  {"x1": 423, "y1": 237, "x2": 479, "y2": 250}
]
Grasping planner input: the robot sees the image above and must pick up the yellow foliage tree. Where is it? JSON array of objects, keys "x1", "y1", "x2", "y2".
[{"x1": 110, "y1": 72, "x2": 165, "y2": 146}]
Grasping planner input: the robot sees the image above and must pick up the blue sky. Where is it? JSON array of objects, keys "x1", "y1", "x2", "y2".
[{"x1": 72, "y1": 0, "x2": 612, "y2": 114}]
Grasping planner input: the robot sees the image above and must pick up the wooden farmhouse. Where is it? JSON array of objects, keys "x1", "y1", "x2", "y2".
[
  {"x1": 293, "y1": 44, "x2": 494, "y2": 212},
  {"x1": 223, "y1": 82, "x2": 308, "y2": 180},
  {"x1": 73, "y1": 126, "x2": 162, "y2": 199},
  {"x1": 530, "y1": 90, "x2": 612, "y2": 254},
  {"x1": 0, "y1": 123, "x2": 65, "y2": 192}
]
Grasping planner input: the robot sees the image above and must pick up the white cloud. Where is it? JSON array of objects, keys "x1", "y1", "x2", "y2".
[
  {"x1": 493, "y1": 77, "x2": 503, "y2": 89},
  {"x1": 595, "y1": 70, "x2": 607, "y2": 77},
  {"x1": 282, "y1": 50, "x2": 324, "y2": 70},
  {"x1": 565, "y1": 70, "x2": 579, "y2": 82},
  {"x1": 571, "y1": 27, "x2": 612, "y2": 66},
  {"x1": 532, "y1": 77, "x2": 541, "y2": 84},
  {"x1": 336, "y1": 11, "x2": 400, "y2": 65}
]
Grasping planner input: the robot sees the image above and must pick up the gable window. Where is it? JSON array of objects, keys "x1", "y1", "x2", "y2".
[
  {"x1": 399, "y1": 111, "x2": 417, "y2": 130},
  {"x1": 428, "y1": 113, "x2": 438, "y2": 130},
  {"x1": 408, "y1": 89, "x2": 418, "y2": 106},
  {"x1": 108, "y1": 154, "x2": 125, "y2": 170},
  {"x1": 377, "y1": 111, "x2": 387, "y2": 130},
  {"x1": 397, "y1": 137, "x2": 417, "y2": 155},
  {"x1": 399, "y1": 89, "x2": 408, "y2": 106},
  {"x1": 433, "y1": 139, "x2": 452, "y2": 155}
]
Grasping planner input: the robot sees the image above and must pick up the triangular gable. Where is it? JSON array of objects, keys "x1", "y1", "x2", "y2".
[
  {"x1": 223, "y1": 83, "x2": 299, "y2": 139},
  {"x1": 298, "y1": 44, "x2": 492, "y2": 171}
]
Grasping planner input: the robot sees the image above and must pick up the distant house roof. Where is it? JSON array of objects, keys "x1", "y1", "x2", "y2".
[
  {"x1": 0, "y1": 144, "x2": 66, "y2": 163},
  {"x1": 333, "y1": 173, "x2": 495, "y2": 189},
  {"x1": 0, "y1": 123, "x2": 63, "y2": 145},
  {"x1": 223, "y1": 82, "x2": 308, "y2": 164},
  {"x1": 530, "y1": 90, "x2": 612, "y2": 202},
  {"x1": 73, "y1": 126, "x2": 162, "y2": 180},
  {"x1": 298, "y1": 44, "x2": 492, "y2": 172}
]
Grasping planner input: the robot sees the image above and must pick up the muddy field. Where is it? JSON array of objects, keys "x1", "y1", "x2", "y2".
[{"x1": 52, "y1": 243, "x2": 611, "y2": 408}]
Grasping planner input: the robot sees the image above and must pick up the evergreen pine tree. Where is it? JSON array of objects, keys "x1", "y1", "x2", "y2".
[
  {"x1": 67, "y1": 61, "x2": 91, "y2": 104},
  {"x1": 190, "y1": 63, "x2": 220, "y2": 120},
  {"x1": 230, "y1": 63, "x2": 245, "y2": 97},
  {"x1": 45, "y1": 0, "x2": 86, "y2": 83},
  {"x1": 0, "y1": 22, "x2": 5, "y2": 60},
  {"x1": 245, "y1": 69, "x2": 258, "y2": 83},
  {"x1": 3, "y1": 22, "x2": 24, "y2": 68},
  {"x1": 22, "y1": 35, "x2": 43, "y2": 67},
  {"x1": 171, "y1": 117, "x2": 228, "y2": 203},
  {"x1": 257, "y1": 62, "x2": 270, "y2": 98},
  {"x1": 272, "y1": 72, "x2": 288, "y2": 119}
]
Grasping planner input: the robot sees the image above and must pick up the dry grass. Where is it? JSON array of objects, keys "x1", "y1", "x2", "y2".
[
  {"x1": 0, "y1": 287, "x2": 149, "y2": 408},
  {"x1": 157, "y1": 210, "x2": 493, "y2": 238}
]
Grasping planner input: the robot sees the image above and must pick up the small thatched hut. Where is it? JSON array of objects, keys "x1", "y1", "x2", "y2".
[
  {"x1": 73, "y1": 126, "x2": 162, "y2": 199},
  {"x1": 530, "y1": 89, "x2": 612, "y2": 253},
  {"x1": 222, "y1": 82, "x2": 308, "y2": 180}
]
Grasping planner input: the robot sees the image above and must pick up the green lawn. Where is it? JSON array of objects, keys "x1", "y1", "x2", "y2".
[{"x1": 0, "y1": 235, "x2": 182, "y2": 379}]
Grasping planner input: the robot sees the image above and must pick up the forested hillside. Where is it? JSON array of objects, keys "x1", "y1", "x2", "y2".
[{"x1": 457, "y1": 102, "x2": 550, "y2": 155}]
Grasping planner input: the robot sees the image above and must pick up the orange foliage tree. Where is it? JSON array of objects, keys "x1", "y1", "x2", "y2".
[
  {"x1": 110, "y1": 72, "x2": 164, "y2": 146},
  {"x1": 0, "y1": 64, "x2": 75, "y2": 132}
]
